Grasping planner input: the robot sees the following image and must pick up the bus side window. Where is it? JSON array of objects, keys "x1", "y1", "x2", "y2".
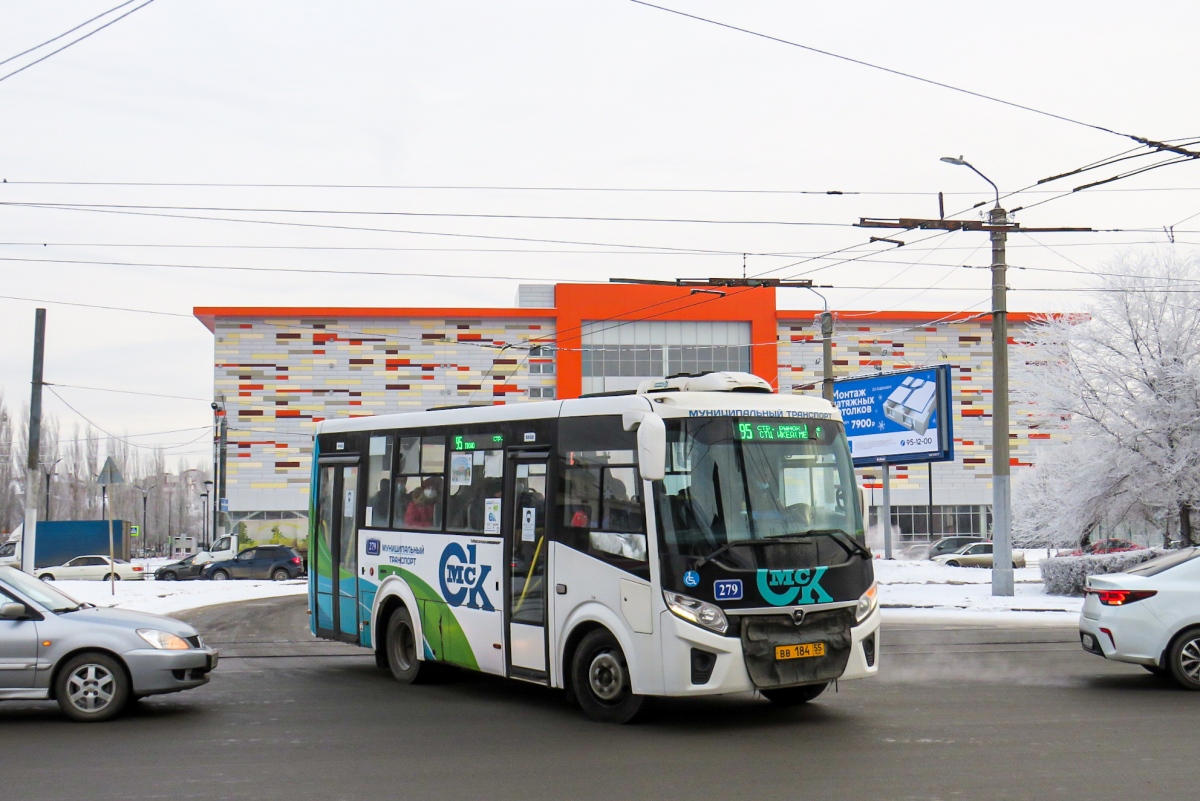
[{"x1": 392, "y1": 436, "x2": 446, "y2": 531}]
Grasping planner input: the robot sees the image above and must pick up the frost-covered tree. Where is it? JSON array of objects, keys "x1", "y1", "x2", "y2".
[{"x1": 1013, "y1": 249, "x2": 1200, "y2": 547}]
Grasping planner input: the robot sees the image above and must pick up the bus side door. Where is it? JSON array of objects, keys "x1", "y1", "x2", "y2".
[
  {"x1": 506, "y1": 455, "x2": 550, "y2": 680},
  {"x1": 314, "y1": 459, "x2": 361, "y2": 643}
]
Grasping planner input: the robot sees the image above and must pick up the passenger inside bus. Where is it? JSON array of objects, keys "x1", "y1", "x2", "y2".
[{"x1": 404, "y1": 476, "x2": 443, "y2": 530}]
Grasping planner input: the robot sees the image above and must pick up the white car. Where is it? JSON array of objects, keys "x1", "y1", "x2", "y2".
[
  {"x1": 35, "y1": 555, "x2": 147, "y2": 582},
  {"x1": 1079, "y1": 547, "x2": 1200, "y2": 689}
]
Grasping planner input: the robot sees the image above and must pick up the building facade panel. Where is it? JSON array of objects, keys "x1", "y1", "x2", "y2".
[{"x1": 197, "y1": 285, "x2": 1061, "y2": 547}]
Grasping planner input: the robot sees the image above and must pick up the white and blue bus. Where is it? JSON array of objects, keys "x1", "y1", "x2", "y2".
[{"x1": 309, "y1": 371, "x2": 880, "y2": 722}]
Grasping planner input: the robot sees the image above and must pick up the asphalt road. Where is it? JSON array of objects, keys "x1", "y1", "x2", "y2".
[{"x1": 2, "y1": 597, "x2": 1194, "y2": 801}]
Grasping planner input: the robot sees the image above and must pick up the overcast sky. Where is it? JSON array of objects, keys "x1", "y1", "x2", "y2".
[{"x1": 1, "y1": 0, "x2": 1197, "y2": 464}]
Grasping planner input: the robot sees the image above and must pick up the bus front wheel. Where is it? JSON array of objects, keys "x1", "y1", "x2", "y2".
[
  {"x1": 571, "y1": 629, "x2": 645, "y2": 723},
  {"x1": 386, "y1": 606, "x2": 432, "y2": 684}
]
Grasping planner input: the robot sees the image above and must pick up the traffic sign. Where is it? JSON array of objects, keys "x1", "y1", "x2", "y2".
[
  {"x1": 130, "y1": 525, "x2": 140, "y2": 537},
  {"x1": 97, "y1": 456, "x2": 124, "y2": 486},
  {"x1": 219, "y1": 497, "x2": 229, "y2": 512}
]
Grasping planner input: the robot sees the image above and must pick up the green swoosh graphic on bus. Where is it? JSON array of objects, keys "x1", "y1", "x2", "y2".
[{"x1": 378, "y1": 564, "x2": 479, "y2": 671}]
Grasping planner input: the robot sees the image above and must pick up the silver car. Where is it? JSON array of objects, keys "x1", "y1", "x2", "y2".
[{"x1": 0, "y1": 565, "x2": 218, "y2": 722}]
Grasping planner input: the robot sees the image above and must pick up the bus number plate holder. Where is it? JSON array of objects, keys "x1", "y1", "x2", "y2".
[{"x1": 775, "y1": 642, "x2": 826, "y2": 660}]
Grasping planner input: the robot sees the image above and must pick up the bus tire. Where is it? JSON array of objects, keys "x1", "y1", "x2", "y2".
[
  {"x1": 571, "y1": 628, "x2": 644, "y2": 723},
  {"x1": 386, "y1": 606, "x2": 432, "y2": 685},
  {"x1": 762, "y1": 682, "x2": 828, "y2": 706}
]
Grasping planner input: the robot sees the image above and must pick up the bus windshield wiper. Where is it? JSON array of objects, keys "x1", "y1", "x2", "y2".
[
  {"x1": 691, "y1": 530, "x2": 872, "y2": 571},
  {"x1": 690, "y1": 538, "x2": 780, "y2": 571},
  {"x1": 777, "y1": 528, "x2": 873, "y2": 560}
]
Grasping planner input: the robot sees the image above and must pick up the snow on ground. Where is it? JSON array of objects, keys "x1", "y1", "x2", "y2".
[
  {"x1": 53, "y1": 578, "x2": 307, "y2": 616},
  {"x1": 874, "y1": 557, "x2": 1083, "y2": 625},
  {"x1": 40, "y1": 551, "x2": 1083, "y2": 626}
]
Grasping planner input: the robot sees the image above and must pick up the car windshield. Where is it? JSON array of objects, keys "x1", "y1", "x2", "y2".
[
  {"x1": 655, "y1": 416, "x2": 863, "y2": 568},
  {"x1": 1126, "y1": 548, "x2": 1199, "y2": 577},
  {"x1": 0, "y1": 565, "x2": 88, "y2": 612}
]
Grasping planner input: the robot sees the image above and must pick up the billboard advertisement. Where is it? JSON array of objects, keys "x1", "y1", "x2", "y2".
[{"x1": 833, "y1": 365, "x2": 954, "y2": 466}]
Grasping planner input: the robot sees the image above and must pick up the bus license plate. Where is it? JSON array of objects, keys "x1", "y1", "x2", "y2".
[{"x1": 775, "y1": 643, "x2": 826, "y2": 660}]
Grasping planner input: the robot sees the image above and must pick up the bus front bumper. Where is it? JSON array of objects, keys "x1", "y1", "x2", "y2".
[{"x1": 656, "y1": 604, "x2": 881, "y2": 696}]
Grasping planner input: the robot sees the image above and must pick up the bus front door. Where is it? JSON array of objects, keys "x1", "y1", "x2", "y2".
[
  {"x1": 506, "y1": 456, "x2": 549, "y2": 679},
  {"x1": 314, "y1": 461, "x2": 361, "y2": 643}
]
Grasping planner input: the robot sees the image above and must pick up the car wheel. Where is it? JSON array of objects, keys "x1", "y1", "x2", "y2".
[
  {"x1": 55, "y1": 652, "x2": 131, "y2": 722},
  {"x1": 160, "y1": 572, "x2": 177, "y2": 581},
  {"x1": 38, "y1": 574, "x2": 54, "y2": 581},
  {"x1": 386, "y1": 606, "x2": 433, "y2": 684},
  {"x1": 762, "y1": 682, "x2": 829, "y2": 706},
  {"x1": 210, "y1": 569, "x2": 230, "y2": 581},
  {"x1": 271, "y1": 568, "x2": 290, "y2": 582},
  {"x1": 1167, "y1": 627, "x2": 1200, "y2": 690},
  {"x1": 102, "y1": 573, "x2": 121, "y2": 581},
  {"x1": 571, "y1": 628, "x2": 645, "y2": 723},
  {"x1": 945, "y1": 560, "x2": 960, "y2": 567}
]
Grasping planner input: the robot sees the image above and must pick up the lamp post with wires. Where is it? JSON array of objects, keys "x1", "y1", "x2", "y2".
[
  {"x1": 137, "y1": 484, "x2": 155, "y2": 558},
  {"x1": 941, "y1": 156, "x2": 1015, "y2": 596},
  {"x1": 856, "y1": 158, "x2": 1090, "y2": 595}
]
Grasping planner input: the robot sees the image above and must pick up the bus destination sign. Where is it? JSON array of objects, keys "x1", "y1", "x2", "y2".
[{"x1": 453, "y1": 433, "x2": 504, "y2": 451}]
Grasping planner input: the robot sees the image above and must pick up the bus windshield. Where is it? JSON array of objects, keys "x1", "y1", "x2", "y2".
[{"x1": 655, "y1": 417, "x2": 863, "y2": 569}]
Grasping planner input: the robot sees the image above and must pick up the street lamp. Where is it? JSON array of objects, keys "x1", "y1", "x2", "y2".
[
  {"x1": 41, "y1": 457, "x2": 63, "y2": 521},
  {"x1": 940, "y1": 156, "x2": 1000, "y2": 208},
  {"x1": 940, "y1": 155, "x2": 1014, "y2": 596},
  {"x1": 137, "y1": 484, "x2": 155, "y2": 558}
]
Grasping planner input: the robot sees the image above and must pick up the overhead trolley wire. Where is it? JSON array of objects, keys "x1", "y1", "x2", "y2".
[{"x1": 0, "y1": 0, "x2": 159, "y2": 86}]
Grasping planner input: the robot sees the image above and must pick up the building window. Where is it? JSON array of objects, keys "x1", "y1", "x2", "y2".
[
  {"x1": 580, "y1": 320, "x2": 751, "y2": 394},
  {"x1": 528, "y1": 386, "x2": 555, "y2": 399},
  {"x1": 528, "y1": 346, "x2": 555, "y2": 375},
  {"x1": 868, "y1": 504, "x2": 988, "y2": 542}
]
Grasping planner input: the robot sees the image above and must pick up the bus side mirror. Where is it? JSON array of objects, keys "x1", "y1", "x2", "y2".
[{"x1": 622, "y1": 410, "x2": 666, "y2": 481}]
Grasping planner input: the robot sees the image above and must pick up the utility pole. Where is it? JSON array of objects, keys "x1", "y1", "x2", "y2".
[
  {"x1": 857, "y1": 204, "x2": 1089, "y2": 596},
  {"x1": 217, "y1": 400, "x2": 228, "y2": 541},
  {"x1": 21, "y1": 309, "x2": 46, "y2": 575}
]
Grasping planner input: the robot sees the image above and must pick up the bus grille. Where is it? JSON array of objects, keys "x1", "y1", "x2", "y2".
[{"x1": 740, "y1": 608, "x2": 853, "y2": 689}]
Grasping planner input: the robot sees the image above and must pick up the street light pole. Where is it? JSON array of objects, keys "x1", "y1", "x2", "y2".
[
  {"x1": 138, "y1": 484, "x2": 155, "y2": 558},
  {"x1": 941, "y1": 156, "x2": 1013, "y2": 596}
]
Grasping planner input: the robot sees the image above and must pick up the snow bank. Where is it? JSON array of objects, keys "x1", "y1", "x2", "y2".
[
  {"x1": 1040, "y1": 549, "x2": 1166, "y2": 596},
  {"x1": 51, "y1": 579, "x2": 308, "y2": 616}
]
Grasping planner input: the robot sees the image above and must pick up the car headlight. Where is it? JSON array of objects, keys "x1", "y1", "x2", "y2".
[
  {"x1": 137, "y1": 629, "x2": 191, "y2": 650},
  {"x1": 664, "y1": 591, "x2": 728, "y2": 635},
  {"x1": 855, "y1": 583, "x2": 879, "y2": 623}
]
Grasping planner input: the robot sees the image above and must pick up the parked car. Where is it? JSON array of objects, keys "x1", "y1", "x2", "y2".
[
  {"x1": 931, "y1": 541, "x2": 1026, "y2": 569},
  {"x1": 154, "y1": 554, "x2": 207, "y2": 581},
  {"x1": 0, "y1": 564, "x2": 217, "y2": 721},
  {"x1": 926, "y1": 536, "x2": 986, "y2": 560},
  {"x1": 201, "y1": 545, "x2": 305, "y2": 581},
  {"x1": 1080, "y1": 547, "x2": 1200, "y2": 689},
  {"x1": 36, "y1": 555, "x2": 146, "y2": 582},
  {"x1": 1063, "y1": 539, "x2": 1146, "y2": 557}
]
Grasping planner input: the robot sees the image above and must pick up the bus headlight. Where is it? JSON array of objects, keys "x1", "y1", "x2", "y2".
[
  {"x1": 855, "y1": 583, "x2": 879, "y2": 623},
  {"x1": 664, "y1": 591, "x2": 728, "y2": 635}
]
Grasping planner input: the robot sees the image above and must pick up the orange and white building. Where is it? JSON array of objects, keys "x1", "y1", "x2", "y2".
[{"x1": 195, "y1": 282, "x2": 1052, "y2": 546}]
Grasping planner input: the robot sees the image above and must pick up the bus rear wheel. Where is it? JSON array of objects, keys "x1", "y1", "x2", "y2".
[
  {"x1": 762, "y1": 682, "x2": 828, "y2": 706},
  {"x1": 571, "y1": 629, "x2": 644, "y2": 723},
  {"x1": 386, "y1": 606, "x2": 433, "y2": 684}
]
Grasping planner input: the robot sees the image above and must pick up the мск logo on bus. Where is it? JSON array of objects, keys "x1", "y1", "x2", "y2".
[{"x1": 438, "y1": 543, "x2": 494, "y2": 611}]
